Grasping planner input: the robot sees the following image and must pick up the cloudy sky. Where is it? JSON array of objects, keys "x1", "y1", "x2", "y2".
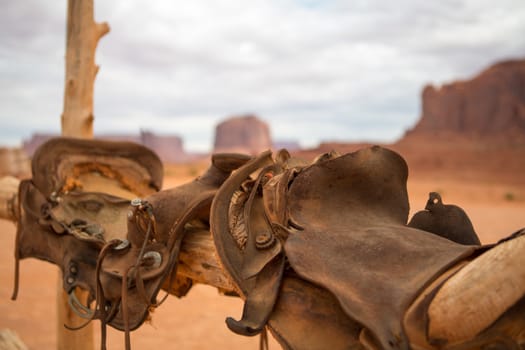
[{"x1": 1, "y1": 1, "x2": 524, "y2": 152}]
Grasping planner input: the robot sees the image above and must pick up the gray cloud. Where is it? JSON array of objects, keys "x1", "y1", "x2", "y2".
[{"x1": 1, "y1": 0, "x2": 524, "y2": 151}]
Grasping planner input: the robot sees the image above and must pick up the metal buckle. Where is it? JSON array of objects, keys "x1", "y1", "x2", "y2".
[
  {"x1": 130, "y1": 198, "x2": 143, "y2": 207},
  {"x1": 142, "y1": 251, "x2": 162, "y2": 269},
  {"x1": 113, "y1": 239, "x2": 131, "y2": 251},
  {"x1": 68, "y1": 288, "x2": 95, "y2": 319}
]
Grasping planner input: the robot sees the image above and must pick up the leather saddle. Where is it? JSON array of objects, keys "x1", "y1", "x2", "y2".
[
  {"x1": 14, "y1": 138, "x2": 163, "y2": 340},
  {"x1": 13, "y1": 137, "x2": 251, "y2": 348},
  {"x1": 14, "y1": 137, "x2": 163, "y2": 301},
  {"x1": 210, "y1": 146, "x2": 483, "y2": 349}
]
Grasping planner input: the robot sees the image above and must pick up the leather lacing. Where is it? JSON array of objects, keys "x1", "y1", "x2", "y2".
[
  {"x1": 11, "y1": 185, "x2": 56, "y2": 301},
  {"x1": 10, "y1": 183, "x2": 24, "y2": 301},
  {"x1": 64, "y1": 192, "x2": 216, "y2": 350},
  {"x1": 56, "y1": 200, "x2": 159, "y2": 350}
]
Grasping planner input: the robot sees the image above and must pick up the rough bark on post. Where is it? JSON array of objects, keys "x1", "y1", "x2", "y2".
[
  {"x1": 61, "y1": 0, "x2": 109, "y2": 138},
  {"x1": 58, "y1": 1, "x2": 109, "y2": 349}
]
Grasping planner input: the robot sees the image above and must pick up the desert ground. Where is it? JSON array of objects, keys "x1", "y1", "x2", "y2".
[{"x1": 1, "y1": 146, "x2": 524, "y2": 349}]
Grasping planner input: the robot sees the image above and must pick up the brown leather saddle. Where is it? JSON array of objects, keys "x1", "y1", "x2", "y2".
[
  {"x1": 14, "y1": 137, "x2": 163, "y2": 300},
  {"x1": 13, "y1": 137, "x2": 251, "y2": 349},
  {"x1": 14, "y1": 138, "x2": 163, "y2": 343},
  {"x1": 210, "y1": 146, "x2": 482, "y2": 349}
]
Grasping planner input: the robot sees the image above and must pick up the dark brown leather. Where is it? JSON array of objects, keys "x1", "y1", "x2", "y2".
[
  {"x1": 267, "y1": 276, "x2": 365, "y2": 350},
  {"x1": 408, "y1": 192, "x2": 481, "y2": 245},
  {"x1": 13, "y1": 179, "x2": 104, "y2": 298},
  {"x1": 211, "y1": 146, "x2": 482, "y2": 349},
  {"x1": 211, "y1": 150, "x2": 288, "y2": 336}
]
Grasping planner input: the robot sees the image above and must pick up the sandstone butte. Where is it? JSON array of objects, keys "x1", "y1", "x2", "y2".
[
  {"x1": 405, "y1": 59, "x2": 525, "y2": 140},
  {"x1": 213, "y1": 114, "x2": 272, "y2": 154},
  {"x1": 303, "y1": 59, "x2": 525, "y2": 185}
]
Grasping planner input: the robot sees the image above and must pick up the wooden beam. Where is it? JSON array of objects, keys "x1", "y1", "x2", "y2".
[{"x1": 176, "y1": 229, "x2": 236, "y2": 293}]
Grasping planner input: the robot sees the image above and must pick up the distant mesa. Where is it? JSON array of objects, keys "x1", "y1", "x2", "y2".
[
  {"x1": 405, "y1": 59, "x2": 525, "y2": 141},
  {"x1": 213, "y1": 114, "x2": 272, "y2": 154}
]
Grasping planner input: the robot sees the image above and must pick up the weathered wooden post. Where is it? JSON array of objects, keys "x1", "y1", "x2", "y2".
[
  {"x1": 57, "y1": 1, "x2": 109, "y2": 349},
  {"x1": 61, "y1": 0, "x2": 109, "y2": 138}
]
